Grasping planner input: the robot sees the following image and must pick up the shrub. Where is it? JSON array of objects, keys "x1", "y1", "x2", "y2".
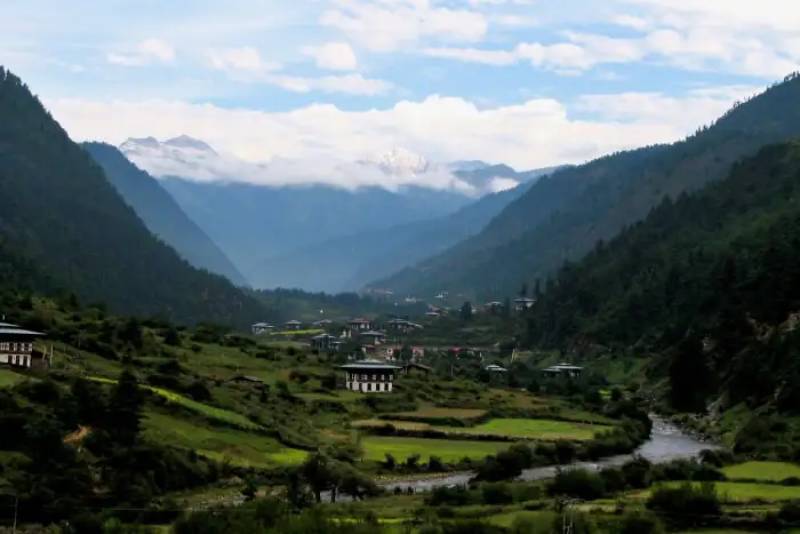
[
  {"x1": 778, "y1": 500, "x2": 800, "y2": 522},
  {"x1": 621, "y1": 457, "x2": 651, "y2": 489},
  {"x1": 646, "y1": 482, "x2": 720, "y2": 517},
  {"x1": 548, "y1": 469, "x2": 606, "y2": 500},
  {"x1": 618, "y1": 511, "x2": 664, "y2": 534},
  {"x1": 482, "y1": 482, "x2": 514, "y2": 505}
]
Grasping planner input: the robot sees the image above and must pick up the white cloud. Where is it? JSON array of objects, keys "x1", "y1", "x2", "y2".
[
  {"x1": 47, "y1": 84, "x2": 758, "y2": 191},
  {"x1": 320, "y1": 0, "x2": 488, "y2": 52},
  {"x1": 268, "y1": 73, "x2": 392, "y2": 95},
  {"x1": 303, "y1": 41, "x2": 358, "y2": 71},
  {"x1": 106, "y1": 38, "x2": 175, "y2": 67},
  {"x1": 208, "y1": 46, "x2": 280, "y2": 73}
]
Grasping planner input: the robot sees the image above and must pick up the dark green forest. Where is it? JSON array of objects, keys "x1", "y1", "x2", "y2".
[
  {"x1": 378, "y1": 73, "x2": 800, "y2": 301},
  {"x1": 521, "y1": 141, "x2": 800, "y2": 421},
  {"x1": 0, "y1": 67, "x2": 264, "y2": 326}
]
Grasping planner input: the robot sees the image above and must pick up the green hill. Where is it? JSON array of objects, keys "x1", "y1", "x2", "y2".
[
  {"x1": 0, "y1": 67, "x2": 262, "y2": 325},
  {"x1": 83, "y1": 142, "x2": 248, "y2": 287},
  {"x1": 375, "y1": 74, "x2": 800, "y2": 301},
  {"x1": 520, "y1": 141, "x2": 800, "y2": 442}
]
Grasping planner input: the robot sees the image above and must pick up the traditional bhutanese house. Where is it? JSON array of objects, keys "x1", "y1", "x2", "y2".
[
  {"x1": 485, "y1": 364, "x2": 508, "y2": 374},
  {"x1": 340, "y1": 359, "x2": 400, "y2": 393},
  {"x1": 425, "y1": 311, "x2": 441, "y2": 319},
  {"x1": 0, "y1": 323, "x2": 48, "y2": 369},
  {"x1": 284, "y1": 320, "x2": 302, "y2": 331},
  {"x1": 348, "y1": 318, "x2": 372, "y2": 333},
  {"x1": 251, "y1": 322, "x2": 274, "y2": 335},
  {"x1": 386, "y1": 318, "x2": 423, "y2": 334},
  {"x1": 542, "y1": 362, "x2": 584, "y2": 378},
  {"x1": 514, "y1": 297, "x2": 537, "y2": 311},
  {"x1": 313, "y1": 319, "x2": 333, "y2": 327},
  {"x1": 359, "y1": 330, "x2": 386, "y2": 346},
  {"x1": 311, "y1": 333, "x2": 342, "y2": 352}
]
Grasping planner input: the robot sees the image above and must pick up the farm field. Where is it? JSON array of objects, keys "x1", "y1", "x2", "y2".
[
  {"x1": 390, "y1": 407, "x2": 488, "y2": 420},
  {"x1": 438, "y1": 418, "x2": 613, "y2": 441},
  {"x1": 722, "y1": 461, "x2": 800, "y2": 481},
  {"x1": 360, "y1": 435, "x2": 511, "y2": 462},
  {"x1": 634, "y1": 482, "x2": 800, "y2": 503},
  {"x1": 142, "y1": 411, "x2": 308, "y2": 468},
  {"x1": 89, "y1": 376, "x2": 262, "y2": 430},
  {"x1": 352, "y1": 419, "x2": 432, "y2": 431},
  {"x1": 0, "y1": 368, "x2": 27, "y2": 387}
]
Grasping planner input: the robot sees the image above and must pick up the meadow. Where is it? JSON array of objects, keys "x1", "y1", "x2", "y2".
[
  {"x1": 0, "y1": 368, "x2": 27, "y2": 387},
  {"x1": 636, "y1": 481, "x2": 800, "y2": 503},
  {"x1": 142, "y1": 411, "x2": 308, "y2": 468},
  {"x1": 440, "y1": 418, "x2": 613, "y2": 441},
  {"x1": 360, "y1": 435, "x2": 512, "y2": 463},
  {"x1": 722, "y1": 461, "x2": 800, "y2": 482}
]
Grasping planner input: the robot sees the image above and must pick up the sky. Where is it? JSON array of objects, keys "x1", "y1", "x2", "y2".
[{"x1": 2, "y1": 0, "x2": 799, "y2": 187}]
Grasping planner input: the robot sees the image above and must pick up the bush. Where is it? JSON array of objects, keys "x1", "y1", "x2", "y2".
[
  {"x1": 426, "y1": 485, "x2": 475, "y2": 506},
  {"x1": 618, "y1": 511, "x2": 664, "y2": 534},
  {"x1": 621, "y1": 457, "x2": 651, "y2": 489},
  {"x1": 548, "y1": 469, "x2": 606, "y2": 500},
  {"x1": 482, "y1": 482, "x2": 514, "y2": 504},
  {"x1": 779, "y1": 500, "x2": 800, "y2": 522},
  {"x1": 646, "y1": 482, "x2": 720, "y2": 517}
]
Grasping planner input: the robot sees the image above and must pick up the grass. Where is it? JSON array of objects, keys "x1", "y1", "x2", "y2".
[
  {"x1": 722, "y1": 461, "x2": 800, "y2": 482},
  {"x1": 271, "y1": 329, "x2": 325, "y2": 337},
  {"x1": 88, "y1": 376, "x2": 261, "y2": 430},
  {"x1": 636, "y1": 482, "x2": 800, "y2": 503},
  {"x1": 360, "y1": 436, "x2": 511, "y2": 463},
  {"x1": 487, "y1": 510, "x2": 556, "y2": 530},
  {"x1": 0, "y1": 368, "x2": 27, "y2": 388},
  {"x1": 142, "y1": 411, "x2": 307, "y2": 468},
  {"x1": 352, "y1": 419, "x2": 432, "y2": 431},
  {"x1": 390, "y1": 407, "x2": 488, "y2": 420},
  {"x1": 437, "y1": 418, "x2": 612, "y2": 441}
]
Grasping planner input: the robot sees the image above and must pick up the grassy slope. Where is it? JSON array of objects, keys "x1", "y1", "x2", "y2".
[
  {"x1": 360, "y1": 435, "x2": 512, "y2": 462},
  {"x1": 722, "y1": 461, "x2": 800, "y2": 482},
  {"x1": 0, "y1": 368, "x2": 28, "y2": 388},
  {"x1": 142, "y1": 411, "x2": 307, "y2": 468}
]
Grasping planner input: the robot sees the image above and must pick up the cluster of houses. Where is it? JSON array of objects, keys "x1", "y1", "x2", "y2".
[{"x1": 0, "y1": 321, "x2": 50, "y2": 369}]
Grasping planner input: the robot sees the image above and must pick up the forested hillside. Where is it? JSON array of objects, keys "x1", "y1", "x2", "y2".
[
  {"x1": 83, "y1": 142, "x2": 248, "y2": 286},
  {"x1": 521, "y1": 142, "x2": 800, "y2": 429},
  {"x1": 0, "y1": 67, "x2": 263, "y2": 325},
  {"x1": 376, "y1": 74, "x2": 800, "y2": 300},
  {"x1": 263, "y1": 167, "x2": 556, "y2": 292}
]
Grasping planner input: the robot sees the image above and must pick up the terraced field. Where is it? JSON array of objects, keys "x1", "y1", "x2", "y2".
[
  {"x1": 142, "y1": 411, "x2": 308, "y2": 468},
  {"x1": 445, "y1": 418, "x2": 612, "y2": 441},
  {"x1": 634, "y1": 481, "x2": 800, "y2": 503},
  {"x1": 722, "y1": 461, "x2": 800, "y2": 482},
  {"x1": 360, "y1": 436, "x2": 511, "y2": 463}
]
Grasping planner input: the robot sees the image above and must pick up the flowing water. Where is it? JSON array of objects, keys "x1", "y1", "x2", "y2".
[{"x1": 380, "y1": 416, "x2": 715, "y2": 493}]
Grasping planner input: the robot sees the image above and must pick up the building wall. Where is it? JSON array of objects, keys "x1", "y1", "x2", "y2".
[
  {"x1": 0, "y1": 341, "x2": 34, "y2": 368},
  {"x1": 344, "y1": 371, "x2": 394, "y2": 393}
]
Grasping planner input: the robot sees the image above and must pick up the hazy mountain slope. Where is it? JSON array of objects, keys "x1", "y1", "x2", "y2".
[
  {"x1": 262, "y1": 166, "x2": 561, "y2": 292},
  {"x1": 375, "y1": 75, "x2": 800, "y2": 299},
  {"x1": 522, "y1": 141, "x2": 800, "y2": 420},
  {"x1": 0, "y1": 67, "x2": 263, "y2": 325},
  {"x1": 159, "y1": 179, "x2": 476, "y2": 288},
  {"x1": 83, "y1": 142, "x2": 248, "y2": 286}
]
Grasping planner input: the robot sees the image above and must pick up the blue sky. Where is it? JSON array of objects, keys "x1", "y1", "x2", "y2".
[{"x1": 1, "y1": 0, "x2": 798, "y2": 185}]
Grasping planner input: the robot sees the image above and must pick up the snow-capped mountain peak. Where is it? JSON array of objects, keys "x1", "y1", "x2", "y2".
[{"x1": 371, "y1": 147, "x2": 430, "y2": 176}]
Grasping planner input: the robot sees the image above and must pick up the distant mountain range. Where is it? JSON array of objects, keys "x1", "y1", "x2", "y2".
[
  {"x1": 120, "y1": 136, "x2": 551, "y2": 291},
  {"x1": 372, "y1": 74, "x2": 800, "y2": 300},
  {"x1": 0, "y1": 67, "x2": 263, "y2": 325},
  {"x1": 83, "y1": 142, "x2": 248, "y2": 286}
]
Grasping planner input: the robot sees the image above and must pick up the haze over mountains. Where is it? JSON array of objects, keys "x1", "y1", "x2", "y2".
[{"x1": 119, "y1": 135, "x2": 553, "y2": 291}]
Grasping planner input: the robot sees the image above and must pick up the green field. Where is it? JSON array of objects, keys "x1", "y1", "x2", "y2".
[
  {"x1": 722, "y1": 461, "x2": 800, "y2": 482},
  {"x1": 391, "y1": 407, "x2": 488, "y2": 420},
  {"x1": 143, "y1": 411, "x2": 307, "y2": 468},
  {"x1": 360, "y1": 435, "x2": 511, "y2": 462},
  {"x1": 352, "y1": 419, "x2": 432, "y2": 431},
  {"x1": 0, "y1": 368, "x2": 27, "y2": 388},
  {"x1": 89, "y1": 376, "x2": 262, "y2": 430},
  {"x1": 437, "y1": 418, "x2": 612, "y2": 441},
  {"x1": 639, "y1": 482, "x2": 800, "y2": 503}
]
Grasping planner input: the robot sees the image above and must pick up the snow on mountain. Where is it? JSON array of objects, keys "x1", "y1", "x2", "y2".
[{"x1": 119, "y1": 136, "x2": 528, "y2": 196}]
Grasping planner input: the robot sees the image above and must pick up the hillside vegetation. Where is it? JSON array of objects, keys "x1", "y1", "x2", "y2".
[
  {"x1": 0, "y1": 67, "x2": 263, "y2": 325},
  {"x1": 376, "y1": 73, "x2": 800, "y2": 301},
  {"x1": 519, "y1": 141, "x2": 800, "y2": 453}
]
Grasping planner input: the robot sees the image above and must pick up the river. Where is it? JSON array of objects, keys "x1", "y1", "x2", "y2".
[{"x1": 380, "y1": 416, "x2": 715, "y2": 493}]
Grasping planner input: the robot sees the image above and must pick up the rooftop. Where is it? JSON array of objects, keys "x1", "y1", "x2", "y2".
[
  {"x1": 340, "y1": 359, "x2": 400, "y2": 370},
  {"x1": 0, "y1": 327, "x2": 45, "y2": 336}
]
